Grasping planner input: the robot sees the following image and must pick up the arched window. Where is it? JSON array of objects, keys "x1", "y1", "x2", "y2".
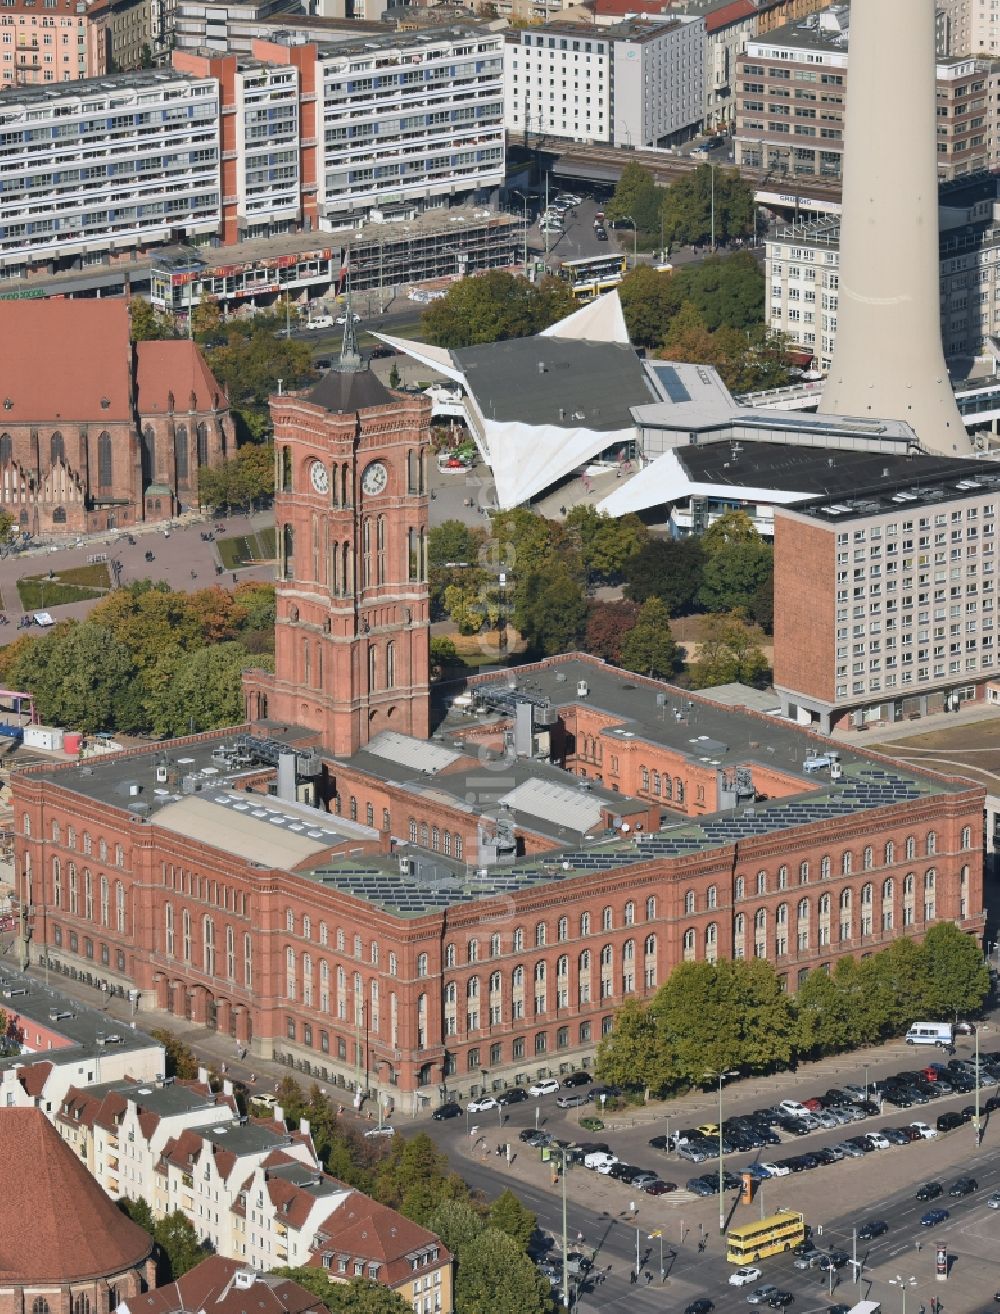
[
  {"x1": 98, "y1": 430, "x2": 113, "y2": 488},
  {"x1": 925, "y1": 868, "x2": 936, "y2": 890},
  {"x1": 904, "y1": 873, "x2": 915, "y2": 896},
  {"x1": 684, "y1": 890, "x2": 695, "y2": 914},
  {"x1": 706, "y1": 885, "x2": 717, "y2": 909},
  {"x1": 174, "y1": 423, "x2": 188, "y2": 480},
  {"x1": 644, "y1": 934, "x2": 656, "y2": 955},
  {"x1": 141, "y1": 425, "x2": 156, "y2": 485},
  {"x1": 416, "y1": 953, "x2": 428, "y2": 978},
  {"x1": 882, "y1": 878, "x2": 894, "y2": 900},
  {"x1": 776, "y1": 903, "x2": 788, "y2": 925},
  {"x1": 961, "y1": 826, "x2": 972, "y2": 850},
  {"x1": 755, "y1": 907, "x2": 767, "y2": 930},
  {"x1": 534, "y1": 961, "x2": 546, "y2": 982},
  {"x1": 683, "y1": 929, "x2": 695, "y2": 958},
  {"x1": 445, "y1": 943, "x2": 456, "y2": 968},
  {"x1": 675, "y1": 778, "x2": 685, "y2": 804},
  {"x1": 72, "y1": 1296, "x2": 89, "y2": 1314},
  {"x1": 863, "y1": 846, "x2": 873, "y2": 871},
  {"x1": 841, "y1": 851, "x2": 852, "y2": 876},
  {"x1": 580, "y1": 912, "x2": 590, "y2": 936},
  {"x1": 50, "y1": 431, "x2": 64, "y2": 465},
  {"x1": 467, "y1": 975, "x2": 480, "y2": 999},
  {"x1": 512, "y1": 966, "x2": 524, "y2": 988},
  {"x1": 756, "y1": 871, "x2": 767, "y2": 895},
  {"x1": 640, "y1": 766, "x2": 649, "y2": 791},
  {"x1": 386, "y1": 641, "x2": 396, "y2": 690},
  {"x1": 820, "y1": 855, "x2": 831, "y2": 879},
  {"x1": 885, "y1": 840, "x2": 896, "y2": 865},
  {"x1": 839, "y1": 887, "x2": 852, "y2": 910},
  {"x1": 926, "y1": 831, "x2": 937, "y2": 856},
  {"x1": 734, "y1": 876, "x2": 745, "y2": 899},
  {"x1": 624, "y1": 900, "x2": 635, "y2": 926},
  {"x1": 645, "y1": 896, "x2": 656, "y2": 920},
  {"x1": 818, "y1": 894, "x2": 831, "y2": 916},
  {"x1": 32, "y1": 1298, "x2": 50, "y2": 1314},
  {"x1": 797, "y1": 898, "x2": 809, "y2": 920},
  {"x1": 906, "y1": 835, "x2": 916, "y2": 860},
  {"x1": 778, "y1": 865, "x2": 788, "y2": 889},
  {"x1": 861, "y1": 883, "x2": 873, "y2": 906},
  {"x1": 535, "y1": 922, "x2": 546, "y2": 947},
  {"x1": 196, "y1": 422, "x2": 208, "y2": 466},
  {"x1": 623, "y1": 939, "x2": 635, "y2": 961},
  {"x1": 579, "y1": 949, "x2": 591, "y2": 971},
  {"x1": 602, "y1": 906, "x2": 613, "y2": 932},
  {"x1": 0, "y1": 435, "x2": 11, "y2": 465},
  {"x1": 557, "y1": 916, "x2": 569, "y2": 942},
  {"x1": 705, "y1": 923, "x2": 717, "y2": 952}
]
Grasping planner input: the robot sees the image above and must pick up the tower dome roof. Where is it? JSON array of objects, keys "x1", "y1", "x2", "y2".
[{"x1": 0, "y1": 1108, "x2": 153, "y2": 1283}]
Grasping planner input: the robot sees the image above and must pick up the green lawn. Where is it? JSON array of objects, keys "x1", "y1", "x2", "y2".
[
  {"x1": 217, "y1": 528, "x2": 276, "y2": 570},
  {"x1": 17, "y1": 560, "x2": 111, "y2": 610}
]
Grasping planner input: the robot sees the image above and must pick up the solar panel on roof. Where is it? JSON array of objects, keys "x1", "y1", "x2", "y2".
[{"x1": 655, "y1": 365, "x2": 692, "y2": 404}]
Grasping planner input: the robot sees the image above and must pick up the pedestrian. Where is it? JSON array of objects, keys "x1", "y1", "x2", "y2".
[
  {"x1": 576, "y1": 1231, "x2": 583, "y2": 1245},
  {"x1": 916, "y1": 1240, "x2": 922, "y2": 1253},
  {"x1": 232, "y1": 573, "x2": 238, "y2": 584},
  {"x1": 628, "y1": 1270, "x2": 636, "y2": 1286},
  {"x1": 645, "y1": 1271, "x2": 652, "y2": 1285}
]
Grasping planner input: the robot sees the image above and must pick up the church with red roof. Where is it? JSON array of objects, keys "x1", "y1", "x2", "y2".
[{"x1": 0, "y1": 299, "x2": 233, "y2": 535}]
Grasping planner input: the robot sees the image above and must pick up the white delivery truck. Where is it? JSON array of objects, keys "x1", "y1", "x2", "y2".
[{"x1": 905, "y1": 1021, "x2": 954, "y2": 1048}]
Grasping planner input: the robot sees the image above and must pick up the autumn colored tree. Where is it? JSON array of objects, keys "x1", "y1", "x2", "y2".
[
  {"x1": 584, "y1": 600, "x2": 640, "y2": 665},
  {"x1": 129, "y1": 297, "x2": 178, "y2": 342},
  {"x1": 688, "y1": 612, "x2": 769, "y2": 689}
]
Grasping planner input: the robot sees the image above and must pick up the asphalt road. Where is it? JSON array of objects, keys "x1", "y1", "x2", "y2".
[{"x1": 426, "y1": 1039, "x2": 1000, "y2": 1314}]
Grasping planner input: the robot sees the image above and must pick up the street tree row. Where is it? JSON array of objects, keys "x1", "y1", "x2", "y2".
[{"x1": 596, "y1": 922, "x2": 991, "y2": 1097}]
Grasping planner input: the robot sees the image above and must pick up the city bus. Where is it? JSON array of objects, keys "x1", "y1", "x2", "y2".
[
  {"x1": 726, "y1": 1209, "x2": 806, "y2": 1264},
  {"x1": 558, "y1": 253, "x2": 628, "y2": 301}
]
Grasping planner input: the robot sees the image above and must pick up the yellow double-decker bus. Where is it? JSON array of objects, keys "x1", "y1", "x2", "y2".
[
  {"x1": 726, "y1": 1209, "x2": 806, "y2": 1264},
  {"x1": 557, "y1": 253, "x2": 628, "y2": 301}
]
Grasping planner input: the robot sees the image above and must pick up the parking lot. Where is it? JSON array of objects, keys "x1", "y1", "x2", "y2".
[{"x1": 437, "y1": 1031, "x2": 1000, "y2": 1314}]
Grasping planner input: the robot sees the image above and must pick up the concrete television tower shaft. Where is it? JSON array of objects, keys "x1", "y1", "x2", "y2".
[{"x1": 820, "y1": 0, "x2": 973, "y2": 456}]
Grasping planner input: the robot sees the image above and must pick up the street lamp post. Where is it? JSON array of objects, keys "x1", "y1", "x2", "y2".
[
  {"x1": 548, "y1": 1146, "x2": 572, "y2": 1309},
  {"x1": 973, "y1": 1024, "x2": 985, "y2": 1146},
  {"x1": 705, "y1": 1069, "x2": 738, "y2": 1234},
  {"x1": 620, "y1": 215, "x2": 638, "y2": 270},
  {"x1": 890, "y1": 1274, "x2": 917, "y2": 1314}
]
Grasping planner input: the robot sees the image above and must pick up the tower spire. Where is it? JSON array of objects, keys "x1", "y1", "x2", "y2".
[{"x1": 338, "y1": 249, "x2": 362, "y2": 374}]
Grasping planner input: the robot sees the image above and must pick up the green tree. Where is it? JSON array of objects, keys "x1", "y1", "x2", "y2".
[
  {"x1": 151, "y1": 1029, "x2": 199, "y2": 1080},
  {"x1": 595, "y1": 997, "x2": 676, "y2": 1096},
  {"x1": 453, "y1": 1228, "x2": 554, "y2": 1314},
  {"x1": 429, "y1": 520, "x2": 485, "y2": 568},
  {"x1": 426, "y1": 1198, "x2": 485, "y2": 1259},
  {"x1": 273, "y1": 1271, "x2": 410, "y2": 1314},
  {"x1": 623, "y1": 537, "x2": 704, "y2": 614},
  {"x1": 373, "y1": 1132, "x2": 470, "y2": 1228},
  {"x1": 564, "y1": 505, "x2": 648, "y2": 580},
  {"x1": 118, "y1": 1195, "x2": 157, "y2": 1234},
  {"x1": 672, "y1": 252, "x2": 764, "y2": 334},
  {"x1": 795, "y1": 966, "x2": 855, "y2": 1059},
  {"x1": 6, "y1": 621, "x2": 147, "y2": 734},
  {"x1": 430, "y1": 636, "x2": 460, "y2": 679},
  {"x1": 605, "y1": 161, "x2": 664, "y2": 235},
  {"x1": 617, "y1": 265, "x2": 685, "y2": 350},
  {"x1": 660, "y1": 165, "x2": 754, "y2": 249},
  {"x1": 689, "y1": 612, "x2": 769, "y2": 689},
  {"x1": 698, "y1": 515, "x2": 774, "y2": 615},
  {"x1": 488, "y1": 1190, "x2": 537, "y2": 1254},
  {"x1": 205, "y1": 322, "x2": 312, "y2": 440},
  {"x1": 442, "y1": 581, "x2": 498, "y2": 636},
  {"x1": 129, "y1": 297, "x2": 178, "y2": 342},
  {"x1": 422, "y1": 271, "x2": 575, "y2": 349},
  {"x1": 154, "y1": 1210, "x2": 205, "y2": 1279},
  {"x1": 919, "y1": 921, "x2": 991, "y2": 1020},
  {"x1": 148, "y1": 642, "x2": 269, "y2": 737},
  {"x1": 515, "y1": 564, "x2": 587, "y2": 657},
  {"x1": 619, "y1": 597, "x2": 679, "y2": 679}
]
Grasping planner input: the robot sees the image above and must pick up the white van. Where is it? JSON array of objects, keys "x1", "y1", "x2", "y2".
[
  {"x1": 307, "y1": 315, "x2": 335, "y2": 330},
  {"x1": 905, "y1": 1021, "x2": 954, "y2": 1048}
]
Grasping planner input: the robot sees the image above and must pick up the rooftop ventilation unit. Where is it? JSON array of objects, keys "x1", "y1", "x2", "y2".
[{"x1": 576, "y1": 680, "x2": 589, "y2": 698}]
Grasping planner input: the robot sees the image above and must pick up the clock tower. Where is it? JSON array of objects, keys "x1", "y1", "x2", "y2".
[{"x1": 246, "y1": 326, "x2": 431, "y2": 757}]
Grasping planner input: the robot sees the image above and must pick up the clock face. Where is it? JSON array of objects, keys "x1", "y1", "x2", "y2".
[
  {"x1": 309, "y1": 461, "x2": 329, "y2": 495},
  {"x1": 361, "y1": 461, "x2": 388, "y2": 497}
]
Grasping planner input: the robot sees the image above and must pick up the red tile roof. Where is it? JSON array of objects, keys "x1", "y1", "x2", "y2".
[
  {"x1": 121, "y1": 1255, "x2": 325, "y2": 1314},
  {"x1": 0, "y1": 300, "x2": 132, "y2": 423},
  {"x1": 136, "y1": 340, "x2": 226, "y2": 415},
  {"x1": 17, "y1": 1060, "x2": 52, "y2": 1099},
  {"x1": 311, "y1": 1197, "x2": 450, "y2": 1287},
  {"x1": 0, "y1": 1108, "x2": 152, "y2": 1283},
  {"x1": 706, "y1": 0, "x2": 755, "y2": 31}
]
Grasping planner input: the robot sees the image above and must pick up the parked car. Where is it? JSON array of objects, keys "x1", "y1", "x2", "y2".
[
  {"x1": 879, "y1": 1127, "x2": 911, "y2": 1146},
  {"x1": 731, "y1": 1268, "x2": 764, "y2": 1288},
  {"x1": 643, "y1": 1179, "x2": 677, "y2": 1195},
  {"x1": 778, "y1": 1100, "x2": 810, "y2": 1119},
  {"x1": 519, "y1": 1129, "x2": 550, "y2": 1146},
  {"x1": 937, "y1": 1111, "x2": 964, "y2": 1133},
  {"x1": 910, "y1": 1122, "x2": 938, "y2": 1139},
  {"x1": 432, "y1": 1102, "x2": 462, "y2": 1121},
  {"x1": 557, "y1": 1093, "x2": 587, "y2": 1109},
  {"x1": 562, "y1": 1071, "x2": 592, "y2": 1088},
  {"x1": 857, "y1": 1220, "x2": 889, "y2": 1241},
  {"x1": 335, "y1": 312, "x2": 361, "y2": 325},
  {"x1": 916, "y1": 1182, "x2": 943, "y2": 1201},
  {"x1": 497, "y1": 1088, "x2": 528, "y2": 1106},
  {"x1": 466, "y1": 1095, "x2": 497, "y2": 1113},
  {"x1": 529, "y1": 1079, "x2": 560, "y2": 1097},
  {"x1": 588, "y1": 1084, "x2": 622, "y2": 1102},
  {"x1": 584, "y1": 1151, "x2": 618, "y2": 1171},
  {"x1": 685, "y1": 1302, "x2": 714, "y2": 1314},
  {"x1": 760, "y1": 1162, "x2": 791, "y2": 1177},
  {"x1": 766, "y1": 1293, "x2": 794, "y2": 1308},
  {"x1": 579, "y1": 1116, "x2": 605, "y2": 1132},
  {"x1": 686, "y1": 1177, "x2": 717, "y2": 1197},
  {"x1": 834, "y1": 1141, "x2": 865, "y2": 1159},
  {"x1": 865, "y1": 1133, "x2": 891, "y2": 1150},
  {"x1": 986, "y1": 1191, "x2": 1000, "y2": 1209}
]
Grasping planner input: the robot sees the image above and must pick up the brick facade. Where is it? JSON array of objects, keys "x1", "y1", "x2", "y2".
[{"x1": 15, "y1": 728, "x2": 986, "y2": 1110}]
